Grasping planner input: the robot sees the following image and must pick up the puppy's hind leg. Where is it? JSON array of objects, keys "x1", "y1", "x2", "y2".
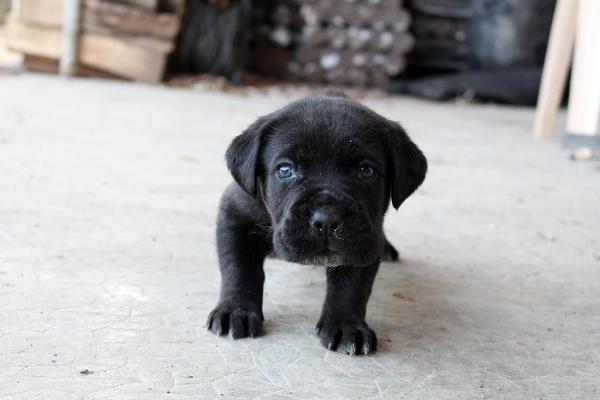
[{"x1": 382, "y1": 238, "x2": 400, "y2": 262}]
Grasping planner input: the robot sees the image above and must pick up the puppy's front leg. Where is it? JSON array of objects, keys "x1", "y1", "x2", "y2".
[
  {"x1": 207, "y1": 203, "x2": 270, "y2": 339},
  {"x1": 317, "y1": 262, "x2": 380, "y2": 355}
]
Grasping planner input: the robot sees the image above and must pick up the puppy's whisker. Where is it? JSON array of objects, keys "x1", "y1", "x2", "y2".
[{"x1": 333, "y1": 223, "x2": 345, "y2": 241}]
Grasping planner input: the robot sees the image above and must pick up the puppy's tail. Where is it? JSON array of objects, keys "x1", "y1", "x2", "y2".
[
  {"x1": 382, "y1": 239, "x2": 400, "y2": 262},
  {"x1": 323, "y1": 89, "x2": 349, "y2": 99}
]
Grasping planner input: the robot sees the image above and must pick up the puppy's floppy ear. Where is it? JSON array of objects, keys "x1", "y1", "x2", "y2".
[
  {"x1": 225, "y1": 115, "x2": 273, "y2": 197},
  {"x1": 385, "y1": 122, "x2": 428, "y2": 210}
]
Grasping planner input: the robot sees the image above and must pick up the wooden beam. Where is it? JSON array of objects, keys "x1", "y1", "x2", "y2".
[
  {"x1": 5, "y1": 19, "x2": 170, "y2": 82},
  {"x1": 24, "y1": 54, "x2": 120, "y2": 79},
  {"x1": 5, "y1": 18, "x2": 61, "y2": 58},
  {"x1": 16, "y1": 0, "x2": 63, "y2": 27},
  {"x1": 16, "y1": 0, "x2": 180, "y2": 40},
  {"x1": 532, "y1": 0, "x2": 578, "y2": 139},
  {"x1": 84, "y1": 0, "x2": 180, "y2": 40},
  {"x1": 118, "y1": 0, "x2": 157, "y2": 10},
  {"x1": 566, "y1": 0, "x2": 600, "y2": 136},
  {"x1": 80, "y1": 33, "x2": 167, "y2": 82}
]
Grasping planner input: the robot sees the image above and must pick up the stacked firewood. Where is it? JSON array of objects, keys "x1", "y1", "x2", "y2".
[
  {"x1": 248, "y1": 0, "x2": 300, "y2": 78},
  {"x1": 291, "y1": 0, "x2": 413, "y2": 85},
  {"x1": 5, "y1": 0, "x2": 184, "y2": 82},
  {"x1": 255, "y1": 0, "x2": 413, "y2": 86}
]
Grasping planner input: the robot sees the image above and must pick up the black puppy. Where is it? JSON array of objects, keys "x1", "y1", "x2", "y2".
[{"x1": 207, "y1": 92, "x2": 427, "y2": 355}]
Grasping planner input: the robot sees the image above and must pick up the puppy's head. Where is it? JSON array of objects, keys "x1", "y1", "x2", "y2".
[{"x1": 226, "y1": 93, "x2": 427, "y2": 267}]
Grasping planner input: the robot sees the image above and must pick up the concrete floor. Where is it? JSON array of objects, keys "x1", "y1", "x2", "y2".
[{"x1": 0, "y1": 74, "x2": 599, "y2": 400}]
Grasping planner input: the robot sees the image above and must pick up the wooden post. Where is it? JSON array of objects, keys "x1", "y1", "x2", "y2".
[
  {"x1": 59, "y1": 0, "x2": 82, "y2": 76},
  {"x1": 532, "y1": 0, "x2": 578, "y2": 139},
  {"x1": 565, "y1": 0, "x2": 600, "y2": 137}
]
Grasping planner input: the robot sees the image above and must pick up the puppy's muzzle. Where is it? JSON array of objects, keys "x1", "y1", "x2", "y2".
[
  {"x1": 308, "y1": 191, "x2": 348, "y2": 239},
  {"x1": 310, "y1": 207, "x2": 341, "y2": 237}
]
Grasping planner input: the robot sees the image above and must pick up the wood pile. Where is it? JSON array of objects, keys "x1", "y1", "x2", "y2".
[
  {"x1": 405, "y1": 0, "x2": 472, "y2": 71},
  {"x1": 253, "y1": 0, "x2": 414, "y2": 86},
  {"x1": 248, "y1": 0, "x2": 299, "y2": 78},
  {"x1": 5, "y1": 0, "x2": 184, "y2": 82}
]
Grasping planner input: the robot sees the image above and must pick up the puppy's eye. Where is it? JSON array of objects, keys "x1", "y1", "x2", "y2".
[
  {"x1": 276, "y1": 162, "x2": 295, "y2": 179},
  {"x1": 359, "y1": 164, "x2": 376, "y2": 179}
]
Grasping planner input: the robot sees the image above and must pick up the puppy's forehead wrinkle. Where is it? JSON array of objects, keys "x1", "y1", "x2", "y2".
[
  {"x1": 334, "y1": 101, "x2": 356, "y2": 138},
  {"x1": 268, "y1": 104, "x2": 385, "y2": 165},
  {"x1": 287, "y1": 97, "x2": 372, "y2": 137}
]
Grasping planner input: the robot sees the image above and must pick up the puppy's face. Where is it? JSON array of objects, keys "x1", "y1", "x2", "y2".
[
  {"x1": 261, "y1": 109, "x2": 389, "y2": 267},
  {"x1": 226, "y1": 94, "x2": 427, "y2": 267}
]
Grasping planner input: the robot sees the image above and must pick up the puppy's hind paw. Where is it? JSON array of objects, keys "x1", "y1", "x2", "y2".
[{"x1": 207, "y1": 302, "x2": 263, "y2": 339}]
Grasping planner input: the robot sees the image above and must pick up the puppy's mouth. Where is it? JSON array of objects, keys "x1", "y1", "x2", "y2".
[
  {"x1": 272, "y1": 221, "x2": 380, "y2": 267},
  {"x1": 299, "y1": 252, "x2": 344, "y2": 267},
  {"x1": 274, "y1": 238, "x2": 345, "y2": 267}
]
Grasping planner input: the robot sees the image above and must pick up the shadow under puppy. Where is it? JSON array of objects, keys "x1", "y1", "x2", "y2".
[{"x1": 207, "y1": 91, "x2": 427, "y2": 355}]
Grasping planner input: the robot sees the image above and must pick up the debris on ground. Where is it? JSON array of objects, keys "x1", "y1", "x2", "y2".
[
  {"x1": 393, "y1": 292, "x2": 415, "y2": 302},
  {"x1": 569, "y1": 147, "x2": 599, "y2": 161}
]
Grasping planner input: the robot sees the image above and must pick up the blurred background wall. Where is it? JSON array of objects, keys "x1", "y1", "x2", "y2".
[{"x1": 1, "y1": 0, "x2": 557, "y2": 105}]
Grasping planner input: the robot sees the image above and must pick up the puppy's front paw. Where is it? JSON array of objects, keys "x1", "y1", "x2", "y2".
[
  {"x1": 207, "y1": 301, "x2": 263, "y2": 339},
  {"x1": 316, "y1": 317, "x2": 377, "y2": 355}
]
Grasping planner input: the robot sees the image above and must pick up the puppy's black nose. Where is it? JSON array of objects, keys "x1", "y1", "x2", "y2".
[{"x1": 310, "y1": 208, "x2": 341, "y2": 236}]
